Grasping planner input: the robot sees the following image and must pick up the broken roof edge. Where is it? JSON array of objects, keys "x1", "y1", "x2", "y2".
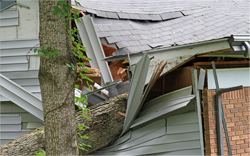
[
  {"x1": 103, "y1": 37, "x2": 230, "y2": 62},
  {"x1": 0, "y1": 2, "x2": 30, "y2": 12}
]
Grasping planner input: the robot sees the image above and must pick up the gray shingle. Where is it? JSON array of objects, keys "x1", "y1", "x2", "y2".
[
  {"x1": 139, "y1": 14, "x2": 151, "y2": 20},
  {"x1": 106, "y1": 36, "x2": 120, "y2": 44},
  {"x1": 128, "y1": 40, "x2": 141, "y2": 46},
  {"x1": 117, "y1": 12, "x2": 130, "y2": 19},
  {"x1": 118, "y1": 36, "x2": 131, "y2": 41},
  {"x1": 140, "y1": 35, "x2": 151, "y2": 40},
  {"x1": 139, "y1": 39, "x2": 151, "y2": 45},
  {"x1": 95, "y1": 10, "x2": 108, "y2": 18},
  {"x1": 148, "y1": 43, "x2": 163, "y2": 48},
  {"x1": 138, "y1": 45, "x2": 151, "y2": 51},
  {"x1": 116, "y1": 42, "x2": 130, "y2": 49},
  {"x1": 106, "y1": 12, "x2": 119, "y2": 19},
  {"x1": 160, "y1": 13, "x2": 173, "y2": 20},
  {"x1": 97, "y1": 31, "x2": 110, "y2": 38},
  {"x1": 119, "y1": 30, "x2": 132, "y2": 35},
  {"x1": 151, "y1": 38, "x2": 163, "y2": 43},
  {"x1": 171, "y1": 12, "x2": 184, "y2": 18},
  {"x1": 98, "y1": 25, "x2": 112, "y2": 31},
  {"x1": 121, "y1": 24, "x2": 134, "y2": 30},
  {"x1": 86, "y1": 8, "x2": 97, "y2": 15},
  {"x1": 149, "y1": 14, "x2": 162, "y2": 21},
  {"x1": 109, "y1": 31, "x2": 122, "y2": 36},
  {"x1": 115, "y1": 47, "x2": 129, "y2": 56},
  {"x1": 111, "y1": 25, "x2": 122, "y2": 30},
  {"x1": 129, "y1": 35, "x2": 142, "y2": 40},
  {"x1": 128, "y1": 13, "x2": 141, "y2": 20},
  {"x1": 127, "y1": 46, "x2": 141, "y2": 53}
]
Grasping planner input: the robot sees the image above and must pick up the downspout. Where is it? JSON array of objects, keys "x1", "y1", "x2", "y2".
[
  {"x1": 212, "y1": 61, "x2": 243, "y2": 156},
  {"x1": 215, "y1": 85, "x2": 243, "y2": 156},
  {"x1": 243, "y1": 41, "x2": 250, "y2": 57}
]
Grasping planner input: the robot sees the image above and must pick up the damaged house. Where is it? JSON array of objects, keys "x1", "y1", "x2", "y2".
[{"x1": 0, "y1": 0, "x2": 250, "y2": 155}]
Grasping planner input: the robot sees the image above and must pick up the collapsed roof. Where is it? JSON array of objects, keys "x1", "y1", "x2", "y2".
[{"x1": 72, "y1": 0, "x2": 250, "y2": 57}]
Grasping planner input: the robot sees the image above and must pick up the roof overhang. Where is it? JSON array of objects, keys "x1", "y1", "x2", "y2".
[{"x1": 104, "y1": 38, "x2": 229, "y2": 62}]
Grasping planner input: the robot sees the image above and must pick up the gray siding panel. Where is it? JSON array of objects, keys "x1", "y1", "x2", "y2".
[
  {"x1": 0, "y1": 124, "x2": 21, "y2": 131},
  {"x1": 0, "y1": 114, "x2": 21, "y2": 124},
  {"x1": 0, "y1": 130, "x2": 30, "y2": 140},
  {"x1": 131, "y1": 95, "x2": 195, "y2": 128},
  {"x1": 93, "y1": 112, "x2": 202, "y2": 155},
  {"x1": 0, "y1": 10, "x2": 19, "y2": 27}
]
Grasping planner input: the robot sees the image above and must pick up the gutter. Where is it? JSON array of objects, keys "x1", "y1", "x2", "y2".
[
  {"x1": 103, "y1": 38, "x2": 229, "y2": 62},
  {"x1": 228, "y1": 34, "x2": 250, "y2": 57}
]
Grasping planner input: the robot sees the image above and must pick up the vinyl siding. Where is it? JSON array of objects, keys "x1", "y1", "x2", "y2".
[
  {"x1": 0, "y1": 10, "x2": 19, "y2": 27},
  {"x1": 92, "y1": 112, "x2": 202, "y2": 155},
  {"x1": 0, "y1": 38, "x2": 41, "y2": 101},
  {"x1": 0, "y1": 114, "x2": 31, "y2": 145}
]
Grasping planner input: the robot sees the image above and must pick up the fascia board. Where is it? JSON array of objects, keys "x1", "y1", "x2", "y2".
[
  {"x1": 103, "y1": 38, "x2": 229, "y2": 62},
  {"x1": 121, "y1": 54, "x2": 150, "y2": 136},
  {"x1": 75, "y1": 15, "x2": 113, "y2": 84},
  {"x1": 0, "y1": 74, "x2": 43, "y2": 121}
]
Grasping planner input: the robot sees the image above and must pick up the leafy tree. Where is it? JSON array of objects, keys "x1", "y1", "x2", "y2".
[{"x1": 38, "y1": 0, "x2": 78, "y2": 155}]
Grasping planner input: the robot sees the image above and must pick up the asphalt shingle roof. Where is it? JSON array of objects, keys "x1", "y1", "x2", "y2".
[{"x1": 73, "y1": 0, "x2": 250, "y2": 56}]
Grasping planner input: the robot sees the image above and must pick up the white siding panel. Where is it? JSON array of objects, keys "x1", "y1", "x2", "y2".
[
  {"x1": 0, "y1": 10, "x2": 19, "y2": 27},
  {"x1": 0, "y1": 63, "x2": 28, "y2": 72},
  {"x1": 0, "y1": 48, "x2": 35, "y2": 57},
  {"x1": 0, "y1": 38, "x2": 39, "y2": 49},
  {"x1": 12, "y1": 78, "x2": 40, "y2": 86},
  {"x1": 1, "y1": 70, "x2": 39, "y2": 79},
  {"x1": 0, "y1": 10, "x2": 18, "y2": 19},
  {"x1": 0, "y1": 55, "x2": 28, "y2": 64},
  {"x1": 23, "y1": 86, "x2": 41, "y2": 93},
  {"x1": 0, "y1": 18, "x2": 19, "y2": 27}
]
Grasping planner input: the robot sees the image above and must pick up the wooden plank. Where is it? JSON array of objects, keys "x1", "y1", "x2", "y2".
[
  {"x1": 194, "y1": 60, "x2": 250, "y2": 66},
  {"x1": 195, "y1": 48, "x2": 232, "y2": 56}
]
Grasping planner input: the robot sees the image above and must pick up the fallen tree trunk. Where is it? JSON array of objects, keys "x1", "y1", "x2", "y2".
[{"x1": 0, "y1": 94, "x2": 128, "y2": 156}]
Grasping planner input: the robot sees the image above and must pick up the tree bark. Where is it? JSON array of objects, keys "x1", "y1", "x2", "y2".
[
  {"x1": 38, "y1": 0, "x2": 78, "y2": 155},
  {"x1": 0, "y1": 94, "x2": 128, "y2": 156}
]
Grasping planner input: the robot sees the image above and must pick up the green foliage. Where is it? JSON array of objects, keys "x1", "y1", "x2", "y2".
[
  {"x1": 33, "y1": 0, "x2": 93, "y2": 152},
  {"x1": 35, "y1": 150, "x2": 46, "y2": 156},
  {"x1": 34, "y1": 45, "x2": 60, "y2": 57},
  {"x1": 51, "y1": 0, "x2": 93, "y2": 152}
]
